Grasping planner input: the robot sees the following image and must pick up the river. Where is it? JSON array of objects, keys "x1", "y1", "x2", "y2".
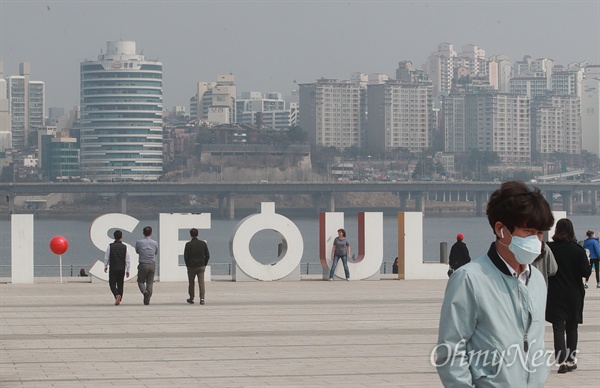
[{"x1": 1, "y1": 214, "x2": 598, "y2": 277}]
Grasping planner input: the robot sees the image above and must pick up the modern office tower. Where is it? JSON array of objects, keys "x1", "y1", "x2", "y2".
[
  {"x1": 4, "y1": 62, "x2": 45, "y2": 149},
  {"x1": 465, "y1": 93, "x2": 531, "y2": 165},
  {"x1": 366, "y1": 81, "x2": 430, "y2": 153},
  {"x1": 488, "y1": 54, "x2": 513, "y2": 92},
  {"x1": 0, "y1": 62, "x2": 10, "y2": 144},
  {"x1": 581, "y1": 65, "x2": 600, "y2": 156},
  {"x1": 298, "y1": 79, "x2": 363, "y2": 148},
  {"x1": 189, "y1": 75, "x2": 236, "y2": 124},
  {"x1": 531, "y1": 95, "x2": 582, "y2": 158},
  {"x1": 509, "y1": 77, "x2": 549, "y2": 99},
  {"x1": 39, "y1": 130, "x2": 79, "y2": 181},
  {"x1": 47, "y1": 107, "x2": 65, "y2": 126},
  {"x1": 79, "y1": 41, "x2": 163, "y2": 181},
  {"x1": 236, "y1": 92, "x2": 297, "y2": 130}
]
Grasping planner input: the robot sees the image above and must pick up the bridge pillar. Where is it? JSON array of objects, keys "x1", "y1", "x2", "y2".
[
  {"x1": 327, "y1": 192, "x2": 335, "y2": 212},
  {"x1": 561, "y1": 191, "x2": 572, "y2": 215},
  {"x1": 413, "y1": 192, "x2": 424, "y2": 213},
  {"x1": 7, "y1": 193, "x2": 14, "y2": 215},
  {"x1": 545, "y1": 191, "x2": 554, "y2": 210},
  {"x1": 591, "y1": 190, "x2": 598, "y2": 215},
  {"x1": 227, "y1": 194, "x2": 235, "y2": 220},
  {"x1": 398, "y1": 192, "x2": 407, "y2": 211},
  {"x1": 475, "y1": 192, "x2": 484, "y2": 217},
  {"x1": 218, "y1": 195, "x2": 225, "y2": 218},
  {"x1": 118, "y1": 192, "x2": 127, "y2": 214}
]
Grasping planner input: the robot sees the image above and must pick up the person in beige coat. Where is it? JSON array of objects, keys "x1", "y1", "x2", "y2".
[{"x1": 532, "y1": 240, "x2": 558, "y2": 286}]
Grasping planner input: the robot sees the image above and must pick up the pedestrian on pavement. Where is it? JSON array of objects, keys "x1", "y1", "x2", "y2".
[
  {"x1": 546, "y1": 219, "x2": 592, "y2": 373},
  {"x1": 184, "y1": 228, "x2": 210, "y2": 305},
  {"x1": 135, "y1": 226, "x2": 158, "y2": 305},
  {"x1": 531, "y1": 240, "x2": 558, "y2": 286},
  {"x1": 329, "y1": 228, "x2": 351, "y2": 281},
  {"x1": 435, "y1": 181, "x2": 554, "y2": 386},
  {"x1": 447, "y1": 233, "x2": 471, "y2": 276},
  {"x1": 583, "y1": 230, "x2": 600, "y2": 289},
  {"x1": 103, "y1": 230, "x2": 130, "y2": 306}
]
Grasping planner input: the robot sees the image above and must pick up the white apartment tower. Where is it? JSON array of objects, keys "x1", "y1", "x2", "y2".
[
  {"x1": 531, "y1": 95, "x2": 582, "y2": 157},
  {"x1": 581, "y1": 65, "x2": 600, "y2": 156},
  {"x1": 298, "y1": 79, "x2": 363, "y2": 148},
  {"x1": 79, "y1": 41, "x2": 163, "y2": 181},
  {"x1": 443, "y1": 93, "x2": 469, "y2": 153},
  {"x1": 4, "y1": 62, "x2": 45, "y2": 149},
  {"x1": 466, "y1": 93, "x2": 531, "y2": 165},
  {"x1": 366, "y1": 81, "x2": 430, "y2": 153}
]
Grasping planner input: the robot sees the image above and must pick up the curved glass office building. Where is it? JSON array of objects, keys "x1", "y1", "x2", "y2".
[{"x1": 80, "y1": 41, "x2": 163, "y2": 181}]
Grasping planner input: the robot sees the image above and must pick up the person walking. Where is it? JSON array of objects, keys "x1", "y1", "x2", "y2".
[
  {"x1": 184, "y1": 228, "x2": 210, "y2": 305},
  {"x1": 436, "y1": 181, "x2": 555, "y2": 386},
  {"x1": 546, "y1": 219, "x2": 592, "y2": 373},
  {"x1": 447, "y1": 233, "x2": 471, "y2": 276},
  {"x1": 329, "y1": 228, "x2": 351, "y2": 281},
  {"x1": 532, "y1": 240, "x2": 558, "y2": 286},
  {"x1": 135, "y1": 226, "x2": 158, "y2": 305},
  {"x1": 583, "y1": 230, "x2": 600, "y2": 289},
  {"x1": 103, "y1": 230, "x2": 130, "y2": 305}
]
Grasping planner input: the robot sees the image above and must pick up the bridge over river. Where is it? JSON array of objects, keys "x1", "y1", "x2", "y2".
[{"x1": 1, "y1": 181, "x2": 598, "y2": 218}]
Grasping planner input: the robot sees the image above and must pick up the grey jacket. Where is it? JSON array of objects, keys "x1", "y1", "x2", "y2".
[{"x1": 531, "y1": 242, "x2": 558, "y2": 286}]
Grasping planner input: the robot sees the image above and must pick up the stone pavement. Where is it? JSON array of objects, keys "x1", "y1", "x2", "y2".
[{"x1": 0, "y1": 277, "x2": 599, "y2": 387}]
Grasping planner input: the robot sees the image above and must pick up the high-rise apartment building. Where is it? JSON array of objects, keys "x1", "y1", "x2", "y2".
[
  {"x1": 581, "y1": 65, "x2": 600, "y2": 156},
  {"x1": 4, "y1": 62, "x2": 45, "y2": 149},
  {"x1": 551, "y1": 68, "x2": 584, "y2": 96},
  {"x1": 366, "y1": 81, "x2": 430, "y2": 153},
  {"x1": 465, "y1": 93, "x2": 531, "y2": 165},
  {"x1": 509, "y1": 77, "x2": 549, "y2": 99},
  {"x1": 531, "y1": 95, "x2": 582, "y2": 157},
  {"x1": 79, "y1": 41, "x2": 163, "y2": 181},
  {"x1": 298, "y1": 79, "x2": 363, "y2": 148},
  {"x1": 443, "y1": 93, "x2": 469, "y2": 153}
]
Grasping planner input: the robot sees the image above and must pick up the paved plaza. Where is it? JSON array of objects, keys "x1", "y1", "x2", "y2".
[{"x1": 1, "y1": 276, "x2": 599, "y2": 387}]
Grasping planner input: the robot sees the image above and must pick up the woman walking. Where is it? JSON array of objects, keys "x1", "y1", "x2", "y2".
[
  {"x1": 546, "y1": 219, "x2": 592, "y2": 373},
  {"x1": 329, "y1": 228, "x2": 351, "y2": 281}
]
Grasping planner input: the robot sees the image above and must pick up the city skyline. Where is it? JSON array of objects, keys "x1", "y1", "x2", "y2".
[{"x1": 2, "y1": 0, "x2": 599, "y2": 110}]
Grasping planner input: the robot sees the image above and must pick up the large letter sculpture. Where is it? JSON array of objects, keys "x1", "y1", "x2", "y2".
[
  {"x1": 319, "y1": 212, "x2": 383, "y2": 280},
  {"x1": 159, "y1": 213, "x2": 211, "y2": 281},
  {"x1": 11, "y1": 214, "x2": 34, "y2": 284},
  {"x1": 88, "y1": 213, "x2": 140, "y2": 281},
  {"x1": 230, "y1": 202, "x2": 303, "y2": 281}
]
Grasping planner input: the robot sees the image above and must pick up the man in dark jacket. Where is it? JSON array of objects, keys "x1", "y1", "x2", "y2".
[
  {"x1": 103, "y1": 230, "x2": 130, "y2": 305},
  {"x1": 448, "y1": 233, "x2": 471, "y2": 276},
  {"x1": 184, "y1": 228, "x2": 210, "y2": 305}
]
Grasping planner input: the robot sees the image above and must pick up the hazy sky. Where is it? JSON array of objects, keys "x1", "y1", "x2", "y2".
[{"x1": 1, "y1": 0, "x2": 599, "y2": 111}]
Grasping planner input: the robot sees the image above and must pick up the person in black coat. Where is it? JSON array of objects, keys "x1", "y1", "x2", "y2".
[
  {"x1": 184, "y1": 228, "x2": 210, "y2": 305},
  {"x1": 448, "y1": 233, "x2": 471, "y2": 276},
  {"x1": 546, "y1": 218, "x2": 592, "y2": 373}
]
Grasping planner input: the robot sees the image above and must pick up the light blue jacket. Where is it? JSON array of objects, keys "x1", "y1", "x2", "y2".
[{"x1": 436, "y1": 244, "x2": 550, "y2": 387}]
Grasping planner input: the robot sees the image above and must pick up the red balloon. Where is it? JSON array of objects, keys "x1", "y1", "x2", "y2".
[{"x1": 50, "y1": 236, "x2": 69, "y2": 255}]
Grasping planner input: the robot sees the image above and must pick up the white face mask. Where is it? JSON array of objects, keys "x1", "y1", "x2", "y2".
[{"x1": 500, "y1": 228, "x2": 541, "y2": 265}]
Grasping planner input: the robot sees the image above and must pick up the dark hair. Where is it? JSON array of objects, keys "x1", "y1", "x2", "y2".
[
  {"x1": 113, "y1": 230, "x2": 123, "y2": 240},
  {"x1": 486, "y1": 181, "x2": 554, "y2": 234},
  {"x1": 552, "y1": 218, "x2": 577, "y2": 243},
  {"x1": 587, "y1": 230, "x2": 595, "y2": 238},
  {"x1": 143, "y1": 226, "x2": 152, "y2": 237},
  {"x1": 337, "y1": 228, "x2": 346, "y2": 237},
  {"x1": 190, "y1": 228, "x2": 199, "y2": 238}
]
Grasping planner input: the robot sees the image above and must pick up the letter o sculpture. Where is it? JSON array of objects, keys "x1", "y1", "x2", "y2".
[{"x1": 230, "y1": 203, "x2": 303, "y2": 281}]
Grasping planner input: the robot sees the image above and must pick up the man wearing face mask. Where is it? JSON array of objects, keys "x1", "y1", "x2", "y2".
[{"x1": 435, "y1": 181, "x2": 554, "y2": 387}]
